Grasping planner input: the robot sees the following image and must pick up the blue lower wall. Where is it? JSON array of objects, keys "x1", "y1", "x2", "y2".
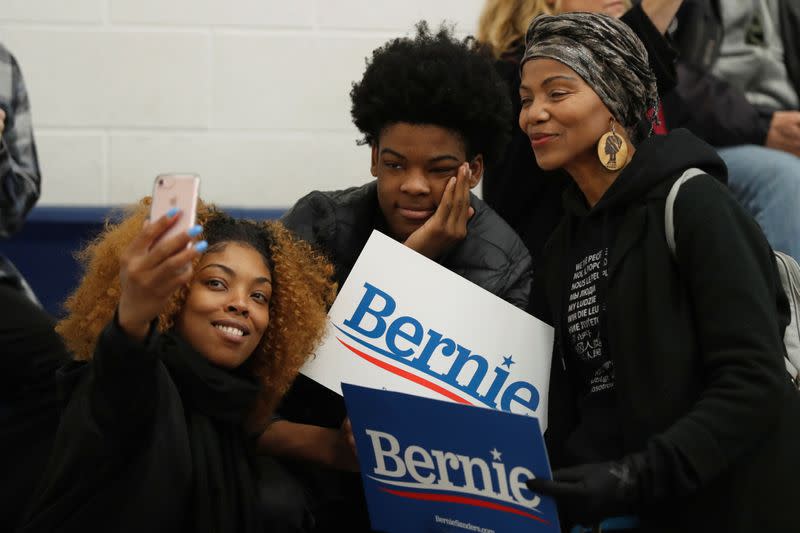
[{"x1": 0, "y1": 206, "x2": 286, "y2": 317}]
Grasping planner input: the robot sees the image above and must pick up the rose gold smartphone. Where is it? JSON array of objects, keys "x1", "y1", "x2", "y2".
[{"x1": 150, "y1": 173, "x2": 200, "y2": 243}]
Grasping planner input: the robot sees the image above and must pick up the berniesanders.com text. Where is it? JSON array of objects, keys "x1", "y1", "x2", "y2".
[{"x1": 434, "y1": 514, "x2": 494, "y2": 533}]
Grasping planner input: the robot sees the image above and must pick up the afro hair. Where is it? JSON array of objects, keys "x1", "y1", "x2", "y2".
[{"x1": 350, "y1": 21, "x2": 512, "y2": 166}]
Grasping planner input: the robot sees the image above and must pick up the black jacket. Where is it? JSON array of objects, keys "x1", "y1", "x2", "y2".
[
  {"x1": 483, "y1": 3, "x2": 680, "y2": 265},
  {"x1": 282, "y1": 180, "x2": 532, "y2": 311},
  {"x1": 20, "y1": 321, "x2": 262, "y2": 533},
  {"x1": 532, "y1": 129, "x2": 800, "y2": 532},
  {"x1": 667, "y1": 0, "x2": 800, "y2": 146},
  {"x1": 0, "y1": 284, "x2": 69, "y2": 531}
]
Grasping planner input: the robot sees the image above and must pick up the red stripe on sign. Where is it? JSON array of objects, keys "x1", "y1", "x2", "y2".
[
  {"x1": 336, "y1": 337, "x2": 473, "y2": 406},
  {"x1": 378, "y1": 487, "x2": 550, "y2": 524}
]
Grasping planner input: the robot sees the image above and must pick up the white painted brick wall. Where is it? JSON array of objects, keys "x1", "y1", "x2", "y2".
[
  {"x1": 0, "y1": 0, "x2": 104, "y2": 24},
  {"x1": 0, "y1": 0, "x2": 484, "y2": 208}
]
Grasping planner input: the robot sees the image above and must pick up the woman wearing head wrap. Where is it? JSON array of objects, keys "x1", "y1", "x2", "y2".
[
  {"x1": 520, "y1": 12, "x2": 799, "y2": 533},
  {"x1": 476, "y1": 0, "x2": 683, "y2": 267}
]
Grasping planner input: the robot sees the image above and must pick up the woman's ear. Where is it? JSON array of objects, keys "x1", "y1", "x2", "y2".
[{"x1": 467, "y1": 155, "x2": 484, "y2": 189}]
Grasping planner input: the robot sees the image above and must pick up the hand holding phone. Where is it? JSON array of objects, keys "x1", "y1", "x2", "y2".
[
  {"x1": 116, "y1": 174, "x2": 203, "y2": 340},
  {"x1": 117, "y1": 208, "x2": 206, "y2": 341}
]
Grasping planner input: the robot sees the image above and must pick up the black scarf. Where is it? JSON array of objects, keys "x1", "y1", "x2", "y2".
[{"x1": 157, "y1": 333, "x2": 262, "y2": 533}]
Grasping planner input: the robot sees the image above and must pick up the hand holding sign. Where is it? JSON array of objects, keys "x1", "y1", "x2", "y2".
[
  {"x1": 525, "y1": 454, "x2": 645, "y2": 525},
  {"x1": 403, "y1": 162, "x2": 475, "y2": 259},
  {"x1": 336, "y1": 417, "x2": 359, "y2": 472},
  {"x1": 343, "y1": 384, "x2": 561, "y2": 533},
  {"x1": 342, "y1": 417, "x2": 357, "y2": 456}
]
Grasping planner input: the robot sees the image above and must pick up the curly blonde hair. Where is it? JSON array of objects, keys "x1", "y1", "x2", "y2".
[{"x1": 57, "y1": 198, "x2": 337, "y2": 427}]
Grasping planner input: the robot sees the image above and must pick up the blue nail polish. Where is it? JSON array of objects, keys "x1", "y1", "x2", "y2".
[
  {"x1": 194, "y1": 240, "x2": 208, "y2": 252},
  {"x1": 166, "y1": 207, "x2": 180, "y2": 218},
  {"x1": 187, "y1": 225, "x2": 203, "y2": 237}
]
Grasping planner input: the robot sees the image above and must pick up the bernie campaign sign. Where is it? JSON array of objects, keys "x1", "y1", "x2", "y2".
[
  {"x1": 343, "y1": 383, "x2": 560, "y2": 533},
  {"x1": 301, "y1": 230, "x2": 554, "y2": 427}
]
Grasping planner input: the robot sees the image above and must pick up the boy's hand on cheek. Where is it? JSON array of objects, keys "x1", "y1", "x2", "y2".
[{"x1": 404, "y1": 163, "x2": 474, "y2": 259}]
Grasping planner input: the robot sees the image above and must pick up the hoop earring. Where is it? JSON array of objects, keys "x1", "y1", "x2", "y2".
[{"x1": 596, "y1": 119, "x2": 628, "y2": 171}]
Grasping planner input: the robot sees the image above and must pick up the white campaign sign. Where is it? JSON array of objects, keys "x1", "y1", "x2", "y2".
[{"x1": 300, "y1": 230, "x2": 555, "y2": 429}]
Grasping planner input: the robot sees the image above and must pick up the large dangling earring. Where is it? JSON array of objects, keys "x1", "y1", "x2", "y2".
[{"x1": 596, "y1": 118, "x2": 628, "y2": 171}]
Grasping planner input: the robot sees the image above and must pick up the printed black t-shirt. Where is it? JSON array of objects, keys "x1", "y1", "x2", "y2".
[{"x1": 562, "y1": 213, "x2": 624, "y2": 464}]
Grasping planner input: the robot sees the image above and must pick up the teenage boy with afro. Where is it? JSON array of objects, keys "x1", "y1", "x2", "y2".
[{"x1": 258, "y1": 22, "x2": 531, "y2": 532}]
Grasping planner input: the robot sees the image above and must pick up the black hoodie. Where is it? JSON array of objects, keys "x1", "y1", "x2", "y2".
[
  {"x1": 533, "y1": 128, "x2": 800, "y2": 531},
  {"x1": 556, "y1": 129, "x2": 727, "y2": 466}
]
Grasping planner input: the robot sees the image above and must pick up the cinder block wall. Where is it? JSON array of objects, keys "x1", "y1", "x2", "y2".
[{"x1": 0, "y1": 0, "x2": 482, "y2": 208}]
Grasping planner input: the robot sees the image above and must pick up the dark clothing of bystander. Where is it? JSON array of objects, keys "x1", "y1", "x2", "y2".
[
  {"x1": 666, "y1": 0, "x2": 800, "y2": 147},
  {"x1": 0, "y1": 283, "x2": 68, "y2": 530},
  {"x1": 531, "y1": 128, "x2": 800, "y2": 532},
  {"x1": 0, "y1": 42, "x2": 42, "y2": 303},
  {"x1": 20, "y1": 320, "x2": 264, "y2": 533}
]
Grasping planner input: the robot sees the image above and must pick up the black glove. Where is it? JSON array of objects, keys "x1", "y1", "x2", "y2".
[{"x1": 525, "y1": 453, "x2": 645, "y2": 525}]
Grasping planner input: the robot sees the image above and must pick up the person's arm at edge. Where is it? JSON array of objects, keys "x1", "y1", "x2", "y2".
[
  {"x1": 257, "y1": 419, "x2": 359, "y2": 471},
  {"x1": 672, "y1": 64, "x2": 771, "y2": 146},
  {"x1": 0, "y1": 51, "x2": 41, "y2": 239}
]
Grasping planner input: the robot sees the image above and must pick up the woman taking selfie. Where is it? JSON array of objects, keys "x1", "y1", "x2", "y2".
[
  {"x1": 19, "y1": 201, "x2": 335, "y2": 532},
  {"x1": 520, "y1": 12, "x2": 799, "y2": 533}
]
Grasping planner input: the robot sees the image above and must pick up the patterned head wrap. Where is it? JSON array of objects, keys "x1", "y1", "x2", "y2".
[{"x1": 522, "y1": 12, "x2": 659, "y2": 134}]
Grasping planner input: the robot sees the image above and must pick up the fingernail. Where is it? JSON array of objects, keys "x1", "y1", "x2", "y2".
[
  {"x1": 194, "y1": 240, "x2": 208, "y2": 252},
  {"x1": 167, "y1": 207, "x2": 180, "y2": 218},
  {"x1": 187, "y1": 224, "x2": 203, "y2": 237},
  {"x1": 449, "y1": 176, "x2": 456, "y2": 185}
]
